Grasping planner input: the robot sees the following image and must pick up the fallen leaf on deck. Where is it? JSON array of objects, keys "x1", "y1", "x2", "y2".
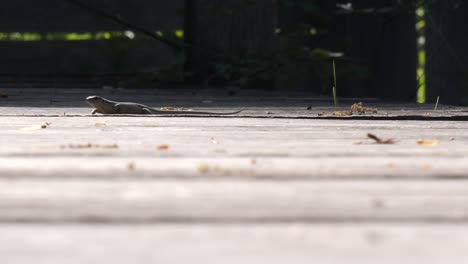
[
  {"x1": 417, "y1": 140, "x2": 439, "y2": 146},
  {"x1": 333, "y1": 111, "x2": 353, "y2": 117},
  {"x1": 367, "y1": 133, "x2": 396, "y2": 144},
  {"x1": 157, "y1": 144, "x2": 169, "y2": 150},
  {"x1": 95, "y1": 122, "x2": 107, "y2": 127},
  {"x1": 351, "y1": 102, "x2": 378, "y2": 114}
]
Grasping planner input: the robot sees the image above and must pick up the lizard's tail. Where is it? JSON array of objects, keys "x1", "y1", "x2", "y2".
[{"x1": 155, "y1": 109, "x2": 244, "y2": 115}]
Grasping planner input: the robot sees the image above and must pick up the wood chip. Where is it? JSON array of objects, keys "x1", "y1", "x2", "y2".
[
  {"x1": 95, "y1": 122, "x2": 107, "y2": 127},
  {"x1": 367, "y1": 133, "x2": 396, "y2": 144},
  {"x1": 127, "y1": 162, "x2": 136, "y2": 171},
  {"x1": 157, "y1": 144, "x2": 169, "y2": 150},
  {"x1": 417, "y1": 140, "x2": 440, "y2": 146}
]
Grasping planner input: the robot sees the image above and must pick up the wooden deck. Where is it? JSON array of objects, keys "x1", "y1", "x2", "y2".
[{"x1": 1, "y1": 88, "x2": 468, "y2": 263}]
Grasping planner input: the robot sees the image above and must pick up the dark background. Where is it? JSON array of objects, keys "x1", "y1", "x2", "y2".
[{"x1": 0, "y1": 0, "x2": 465, "y2": 104}]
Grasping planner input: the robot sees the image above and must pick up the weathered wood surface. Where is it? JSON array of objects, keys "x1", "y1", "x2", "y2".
[
  {"x1": 0, "y1": 180, "x2": 467, "y2": 222},
  {"x1": 1, "y1": 89, "x2": 468, "y2": 263},
  {"x1": 1, "y1": 224, "x2": 468, "y2": 264}
]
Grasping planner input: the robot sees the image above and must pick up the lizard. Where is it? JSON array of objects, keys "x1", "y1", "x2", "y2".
[{"x1": 86, "y1": 95, "x2": 243, "y2": 115}]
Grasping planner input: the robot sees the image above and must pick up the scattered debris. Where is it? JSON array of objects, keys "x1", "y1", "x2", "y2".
[
  {"x1": 197, "y1": 164, "x2": 210, "y2": 174},
  {"x1": 367, "y1": 133, "x2": 396, "y2": 144},
  {"x1": 127, "y1": 162, "x2": 136, "y2": 171},
  {"x1": 196, "y1": 163, "x2": 254, "y2": 176},
  {"x1": 422, "y1": 163, "x2": 433, "y2": 170},
  {"x1": 417, "y1": 140, "x2": 440, "y2": 146},
  {"x1": 333, "y1": 111, "x2": 353, "y2": 117},
  {"x1": 95, "y1": 122, "x2": 107, "y2": 127},
  {"x1": 450, "y1": 137, "x2": 455, "y2": 141},
  {"x1": 307, "y1": 106, "x2": 312, "y2": 110},
  {"x1": 265, "y1": 111, "x2": 274, "y2": 115},
  {"x1": 60, "y1": 143, "x2": 118, "y2": 149},
  {"x1": 18, "y1": 122, "x2": 50, "y2": 131},
  {"x1": 317, "y1": 112, "x2": 326, "y2": 116},
  {"x1": 157, "y1": 144, "x2": 169, "y2": 150},
  {"x1": 352, "y1": 141, "x2": 363, "y2": 145},
  {"x1": 351, "y1": 102, "x2": 378, "y2": 114}
]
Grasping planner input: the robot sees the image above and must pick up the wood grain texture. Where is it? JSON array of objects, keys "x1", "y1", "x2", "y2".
[
  {"x1": 0, "y1": 180, "x2": 466, "y2": 222},
  {"x1": 1, "y1": 224, "x2": 468, "y2": 264}
]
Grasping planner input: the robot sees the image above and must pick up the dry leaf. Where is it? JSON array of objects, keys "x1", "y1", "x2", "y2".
[
  {"x1": 157, "y1": 144, "x2": 169, "y2": 150},
  {"x1": 367, "y1": 133, "x2": 396, "y2": 144},
  {"x1": 351, "y1": 102, "x2": 378, "y2": 114},
  {"x1": 417, "y1": 140, "x2": 439, "y2": 146},
  {"x1": 95, "y1": 122, "x2": 107, "y2": 127},
  {"x1": 333, "y1": 111, "x2": 353, "y2": 117}
]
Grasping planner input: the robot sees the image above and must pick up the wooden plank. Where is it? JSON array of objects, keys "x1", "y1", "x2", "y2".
[
  {"x1": 0, "y1": 180, "x2": 466, "y2": 222},
  {"x1": 0, "y1": 156, "x2": 468, "y2": 179},
  {"x1": 1, "y1": 224, "x2": 468, "y2": 264}
]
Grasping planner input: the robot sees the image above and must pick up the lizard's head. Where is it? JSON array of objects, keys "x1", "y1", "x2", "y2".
[
  {"x1": 85, "y1": 95, "x2": 108, "y2": 107},
  {"x1": 86, "y1": 95, "x2": 114, "y2": 114}
]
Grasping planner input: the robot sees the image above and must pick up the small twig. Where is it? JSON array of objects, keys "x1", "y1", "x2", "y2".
[
  {"x1": 332, "y1": 60, "x2": 338, "y2": 107},
  {"x1": 434, "y1": 96, "x2": 440, "y2": 111},
  {"x1": 367, "y1": 133, "x2": 396, "y2": 144}
]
